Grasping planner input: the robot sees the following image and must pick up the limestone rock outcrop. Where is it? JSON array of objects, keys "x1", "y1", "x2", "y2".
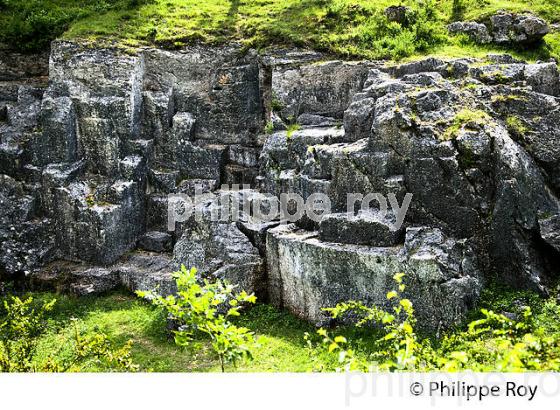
[
  {"x1": 448, "y1": 11, "x2": 549, "y2": 45},
  {"x1": 2, "y1": 41, "x2": 560, "y2": 331}
]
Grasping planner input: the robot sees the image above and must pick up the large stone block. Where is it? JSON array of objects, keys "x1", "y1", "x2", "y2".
[
  {"x1": 272, "y1": 60, "x2": 375, "y2": 120},
  {"x1": 142, "y1": 46, "x2": 263, "y2": 145},
  {"x1": 266, "y1": 225, "x2": 480, "y2": 332}
]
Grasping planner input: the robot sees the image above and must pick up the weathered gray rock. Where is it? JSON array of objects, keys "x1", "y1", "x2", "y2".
[
  {"x1": 449, "y1": 12, "x2": 549, "y2": 45},
  {"x1": 139, "y1": 231, "x2": 173, "y2": 253},
  {"x1": 3, "y1": 41, "x2": 560, "y2": 335},
  {"x1": 267, "y1": 225, "x2": 480, "y2": 331},
  {"x1": 272, "y1": 60, "x2": 375, "y2": 120},
  {"x1": 35, "y1": 95, "x2": 77, "y2": 165},
  {"x1": 525, "y1": 63, "x2": 560, "y2": 96},
  {"x1": 471, "y1": 63, "x2": 526, "y2": 84},
  {"x1": 0, "y1": 175, "x2": 54, "y2": 278},
  {"x1": 490, "y1": 12, "x2": 549, "y2": 44},
  {"x1": 539, "y1": 215, "x2": 560, "y2": 253},
  {"x1": 319, "y1": 210, "x2": 405, "y2": 246},
  {"x1": 143, "y1": 46, "x2": 263, "y2": 145},
  {"x1": 0, "y1": 46, "x2": 49, "y2": 81},
  {"x1": 490, "y1": 125, "x2": 560, "y2": 291},
  {"x1": 173, "y1": 214, "x2": 265, "y2": 296},
  {"x1": 31, "y1": 253, "x2": 177, "y2": 296},
  {"x1": 116, "y1": 252, "x2": 177, "y2": 296},
  {"x1": 448, "y1": 21, "x2": 492, "y2": 44},
  {"x1": 68, "y1": 267, "x2": 120, "y2": 296},
  {"x1": 384, "y1": 5, "x2": 409, "y2": 24},
  {"x1": 48, "y1": 178, "x2": 144, "y2": 265}
]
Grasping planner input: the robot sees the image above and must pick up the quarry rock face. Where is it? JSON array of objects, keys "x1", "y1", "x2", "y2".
[{"x1": 1, "y1": 41, "x2": 560, "y2": 331}]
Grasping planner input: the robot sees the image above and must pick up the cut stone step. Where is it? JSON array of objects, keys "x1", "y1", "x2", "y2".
[
  {"x1": 138, "y1": 231, "x2": 173, "y2": 253},
  {"x1": 319, "y1": 210, "x2": 404, "y2": 246}
]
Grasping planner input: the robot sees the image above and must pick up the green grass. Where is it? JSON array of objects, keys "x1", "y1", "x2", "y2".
[
  {"x1": 441, "y1": 108, "x2": 492, "y2": 140},
  {"x1": 3, "y1": 283, "x2": 559, "y2": 372},
  {"x1": 1, "y1": 0, "x2": 560, "y2": 60},
  {"x1": 13, "y1": 291, "x2": 376, "y2": 372}
]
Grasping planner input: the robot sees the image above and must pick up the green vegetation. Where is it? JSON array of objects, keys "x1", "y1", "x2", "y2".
[
  {"x1": 1, "y1": 272, "x2": 560, "y2": 372},
  {"x1": 286, "y1": 122, "x2": 301, "y2": 139},
  {"x1": 0, "y1": 295, "x2": 137, "y2": 372},
  {"x1": 310, "y1": 273, "x2": 560, "y2": 371},
  {"x1": 270, "y1": 95, "x2": 285, "y2": 112},
  {"x1": 1, "y1": 0, "x2": 560, "y2": 60},
  {"x1": 0, "y1": 290, "x2": 347, "y2": 371},
  {"x1": 505, "y1": 115, "x2": 529, "y2": 136},
  {"x1": 0, "y1": 0, "x2": 152, "y2": 51},
  {"x1": 138, "y1": 266, "x2": 257, "y2": 372},
  {"x1": 491, "y1": 94, "x2": 526, "y2": 103},
  {"x1": 442, "y1": 108, "x2": 492, "y2": 140},
  {"x1": 264, "y1": 121, "x2": 274, "y2": 135}
]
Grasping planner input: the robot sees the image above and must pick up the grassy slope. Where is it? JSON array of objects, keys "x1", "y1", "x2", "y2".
[
  {"x1": 65, "y1": 0, "x2": 560, "y2": 61},
  {"x1": 1, "y1": 1, "x2": 560, "y2": 60}
]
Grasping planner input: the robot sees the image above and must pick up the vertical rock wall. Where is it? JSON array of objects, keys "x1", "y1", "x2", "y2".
[{"x1": 1, "y1": 41, "x2": 559, "y2": 331}]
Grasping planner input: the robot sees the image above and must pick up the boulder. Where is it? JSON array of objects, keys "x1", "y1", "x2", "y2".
[
  {"x1": 384, "y1": 6, "x2": 409, "y2": 25},
  {"x1": 525, "y1": 63, "x2": 560, "y2": 96},
  {"x1": 448, "y1": 21, "x2": 492, "y2": 44}
]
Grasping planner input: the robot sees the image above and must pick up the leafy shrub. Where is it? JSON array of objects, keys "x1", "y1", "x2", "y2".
[
  {"x1": 310, "y1": 273, "x2": 560, "y2": 372},
  {"x1": 347, "y1": 0, "x2": 447, "y2": 60},
  {"x1": 0, "y1": 295, "x2": 137, "y2": 372},
  {"x1": 138, "y1": 265, "x2": 257, "y2": 372}
]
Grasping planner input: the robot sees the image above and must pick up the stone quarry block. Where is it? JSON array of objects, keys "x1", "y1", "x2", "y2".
[
  {"x1": 142, "y1": 46, "x2": 263, "y2": 145},
  {"x1": 272, "y1": 60, "x2": 375, "y2": 119},
  {"x1": 138, "y1": 231, "x2": 173, "y2": 253},
  {"x1": 119, "y1": 155, "x2": 147, "y2": 182},
  {"x1": 148, "y1": 168, "x2": 179, "y2": 193},
  {"x1": 116, "y1": 252, "x2": 177, "y2": 296},
  {"x1": 68, "y1": 267, "x2": 120, "y2": 296},
  {"x1": 77, "y1": 117, "x2": 119, "y2": 175},
  {"x1": 266, "y1": 225, "x2": 481, "y2": 332},
  {"x1": 36, "y1": 95, "x2": 77, "y2": 165},
  {"x1": 319, "y1": 210, "x2": 404, "y2": 246},
  {"x1": 50, "y1": 179, "x2": 144, "y2": 266},
  {"x1": 174, "y1": 218, "x2": 265, "y2": 297}
]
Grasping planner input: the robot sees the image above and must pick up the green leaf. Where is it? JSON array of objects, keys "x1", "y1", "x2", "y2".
[
  {"x1": 387, "y1": 291, "x2": 398, "y2": 300},
  {"x1": 334, "y1": 336, "x2": 347, "y2": 344},
  {"x1": 393, "y1": 272, "x2": 405, "y2": 283},
  {"x1": 400, "y1": 299, "x2": 413, "y2": 310}
]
